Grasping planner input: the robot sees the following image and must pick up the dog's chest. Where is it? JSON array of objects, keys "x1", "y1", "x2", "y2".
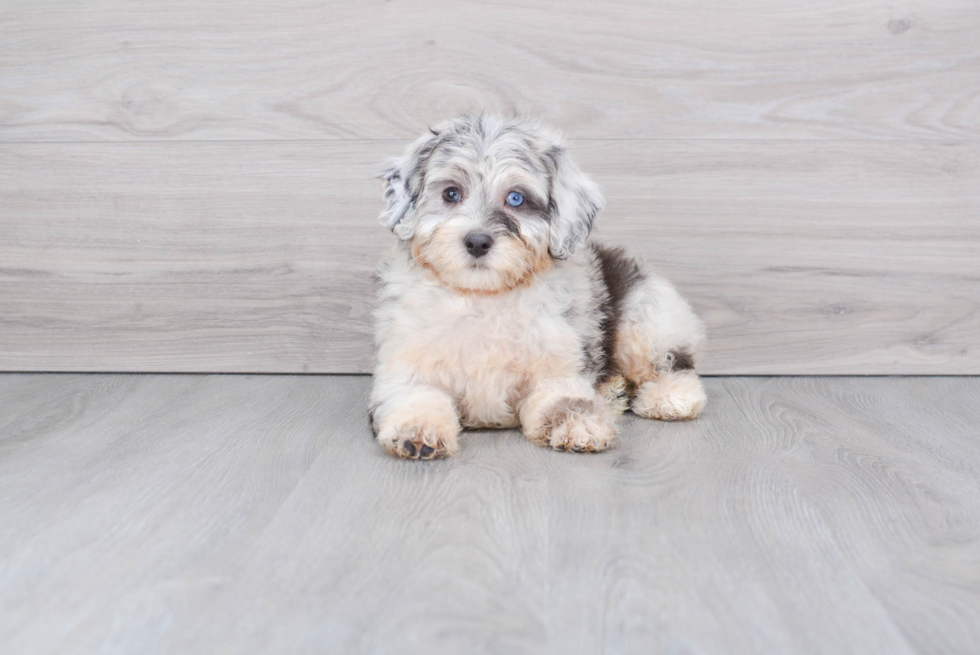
[{"x1": 398, "y1": 289, "x2": 582, "y2": 427}]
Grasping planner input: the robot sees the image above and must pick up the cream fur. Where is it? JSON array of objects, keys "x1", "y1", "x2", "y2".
[{"x1": 631, "y1": 372, "x2": 707, "y2": 421}]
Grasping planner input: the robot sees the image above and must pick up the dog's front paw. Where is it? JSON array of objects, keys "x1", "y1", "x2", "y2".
[
  {"x1": 377, "y1": 421, "x2": 459, "y2": 460},
  {"x1": 631, "y1": 371, "x2": 706, "y2": 421},
  {"x1": 526, "y1": 397, "x2": 616, "y2": 453}
]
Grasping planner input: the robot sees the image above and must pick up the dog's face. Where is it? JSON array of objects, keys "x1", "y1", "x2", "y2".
[{"x1": 378, "y1": 115, "x2": 604, "y2": 294}]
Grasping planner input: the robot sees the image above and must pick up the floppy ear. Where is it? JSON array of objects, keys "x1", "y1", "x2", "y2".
[
  {"x1": 547, "y1": 147, "x2": 605, "y2": 259},
  {"x1": 378, "y1": 131, "x2": 439, "y2": 241}
]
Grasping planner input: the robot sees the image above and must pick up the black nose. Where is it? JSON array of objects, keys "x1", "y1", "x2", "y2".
[{"x1": 464, "y1": 232, "x2": 494, "y2": 258}]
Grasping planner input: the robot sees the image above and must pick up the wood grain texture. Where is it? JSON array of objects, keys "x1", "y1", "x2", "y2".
[
  {"x1": 1, "y1": 0, "x2": 978, "y2": 141},
  {"x1": 2, "y1": 140, "x2": 977, "y2": 374},
  {"x1": 1, "y1": 374, "x2": 978, "y2": 654}
]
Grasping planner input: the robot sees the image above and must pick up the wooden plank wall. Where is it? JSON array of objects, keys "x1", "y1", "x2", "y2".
[{"x1": 1, "y1": 0, "x2": 978, "y2": 374}]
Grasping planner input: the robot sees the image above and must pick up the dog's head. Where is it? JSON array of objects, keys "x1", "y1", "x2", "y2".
[{"x1": 378, "y1": 114, "x2": 604, "y2": 294}]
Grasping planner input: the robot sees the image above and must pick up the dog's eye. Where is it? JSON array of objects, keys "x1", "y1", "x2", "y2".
[
  {"x1": 506, "y1": 191, "x2": 524, "y2": 207},
  {"x1": 443, "y1": 187, "x2": 462, "y2": 203}
]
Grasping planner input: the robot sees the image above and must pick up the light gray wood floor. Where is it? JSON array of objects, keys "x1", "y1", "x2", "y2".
[{"x1": 1, "y1": 374, "x2": 978, "y2": 654}]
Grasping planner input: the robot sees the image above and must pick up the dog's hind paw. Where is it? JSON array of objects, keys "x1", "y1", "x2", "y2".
[{"x1": 631, "y1": 371, "x2": 706, "y2": 421}]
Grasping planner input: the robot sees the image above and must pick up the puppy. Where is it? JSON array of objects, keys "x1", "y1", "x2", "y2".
[{"x1": 369, "y1": 114, "x2": 706, "y2": 459}]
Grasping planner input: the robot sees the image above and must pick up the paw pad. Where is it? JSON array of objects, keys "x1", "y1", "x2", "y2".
[
  {"x1": 398, "y1": 439, "x2": 441, "y2": 460},
  {"x1": 378, "y1": 424, "x2": 459, "y2": 460}
]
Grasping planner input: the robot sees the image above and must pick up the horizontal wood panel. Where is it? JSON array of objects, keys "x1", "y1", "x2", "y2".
[
  {"x1": 0, "y1": 0, "x2": 978, "y2": 142},
  {"x1": 1, "y1": 140, "x2": 977, "y2": 374}
]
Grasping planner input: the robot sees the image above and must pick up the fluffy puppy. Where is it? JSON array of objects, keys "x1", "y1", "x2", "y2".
[{"x1": 369, "y1": 114, "x2": 706, "y2": 459}]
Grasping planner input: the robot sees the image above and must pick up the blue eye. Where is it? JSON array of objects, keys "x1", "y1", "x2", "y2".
[
  {"x1": 506, "y1": 191, "x2": 524, "y2": 207},
  {"x1": 443, "y1": 187, "x2": 461, "y2": 203}
]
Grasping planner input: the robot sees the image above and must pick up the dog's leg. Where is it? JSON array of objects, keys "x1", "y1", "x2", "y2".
[
  {"x1": 370, "y1": 375, "x2": 460, "y2": 459},
  {"x1": 614, "y1": 275, "x2": 707, "y2": 421},
  {"x1": 518, "y1": 377, "x2": 617, "y2": 453}
]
